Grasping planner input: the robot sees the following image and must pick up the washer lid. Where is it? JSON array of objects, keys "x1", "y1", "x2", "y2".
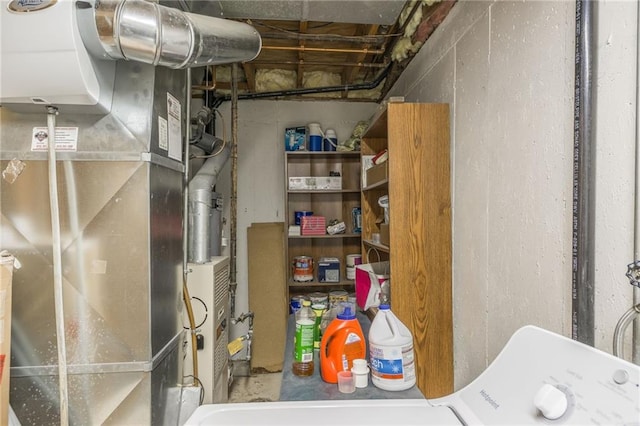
[{"x1": 185, "y1": 399, "x2": 462, "y2": 425}]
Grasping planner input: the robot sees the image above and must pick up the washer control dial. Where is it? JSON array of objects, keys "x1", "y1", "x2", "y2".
[
  {"x1": 534, "y1": 384, "x2": 569, "y2": 420},
  {"x1": 612, "y1": 369, "x2": 629, "y2": 385}
]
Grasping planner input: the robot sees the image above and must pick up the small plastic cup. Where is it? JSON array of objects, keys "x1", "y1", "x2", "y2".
[{"x1": 337, "y1": 371, "x2": 356, "y2": 393}]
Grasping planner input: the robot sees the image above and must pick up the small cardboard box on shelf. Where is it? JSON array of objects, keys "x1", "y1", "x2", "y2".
[
  {"x1": 300, "y1": 216, "x2": 326, "y2": 235},
  {"x1": 365, "y1": 162, "x2": 388, "y2": 187},
  {"x1": 318, "y1": 257, "x2": 340, "y2": 282},
  {"x1": 285, "y1": 127, "x2": 306, "y2": 151},
  {"x1": 288, "y1": 176, "x2": 342, "y2": 190},
  {"x1": 379, "y1": 223, "x2": 390, "y2": 246}
]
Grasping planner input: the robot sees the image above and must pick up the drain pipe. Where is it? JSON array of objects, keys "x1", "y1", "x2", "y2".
[
  {"x1": 572, "y1": 0, "x2": 597, "y2": 345},
  {"x1": 633, "y1": 0, "x2": 640, "y2": 364},
  {"x1": 213, "y1": 62, "x2": 392, "y2": 106},
  {"x1": 46, "y1": 106, "x2": 70, "y2": 426}
]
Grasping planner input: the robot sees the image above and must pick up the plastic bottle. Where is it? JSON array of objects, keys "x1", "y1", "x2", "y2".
[
  {"x1": 368, "y1": 304, "x2": 416, "y2": 391},
  {"x1": 319, "y1": 302, "x2": 366, "y2": 383},
  {"x1": 311, "y1": 303, "x2": 327, "y2": 349},
  {"x1": 293, "y1": 300, "x2": 316, "y2": 376}
]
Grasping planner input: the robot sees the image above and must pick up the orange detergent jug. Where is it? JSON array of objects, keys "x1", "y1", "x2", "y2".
[{"x1": 319, "y1": 302, "x2": 366, "y2": 383}]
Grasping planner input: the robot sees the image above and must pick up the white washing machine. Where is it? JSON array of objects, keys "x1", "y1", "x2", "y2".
[{"x1": 185, "y1": 325, "x2": 640, "y2": 425}]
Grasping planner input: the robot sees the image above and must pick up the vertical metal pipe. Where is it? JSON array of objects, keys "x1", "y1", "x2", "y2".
[
  {"x1": 572, "y1": 0, "x2": 596, "y2": 345},
  {"x1": 633, "y1": 0, "x2": 640, "y2": 365},
  {"x1": 229, "y1": 63, "x2": 239, "y2": 317},
  {"x1": 184, "y1": 69, "x2": 192, "y2": 291},
  {"x1": 182, "y1": 68, "x2": 200, "y2": 380}
]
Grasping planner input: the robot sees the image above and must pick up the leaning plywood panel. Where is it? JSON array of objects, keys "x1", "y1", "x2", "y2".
[
  {"x1": 0, "y1": 253, "x2": 15, "y2": 426},
  {"x1": 248, "y1": 223, "x2": 287, "y2": 372}
]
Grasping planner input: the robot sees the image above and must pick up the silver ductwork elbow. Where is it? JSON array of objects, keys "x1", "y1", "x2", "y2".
[
  {"x1": 77, "y1": 0, "x2": 262, "y2": 68},
  {"x1": 188, "y1": 140, "x2": 231, "y2": 263}
]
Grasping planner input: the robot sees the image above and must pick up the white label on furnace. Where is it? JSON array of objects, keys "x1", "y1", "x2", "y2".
[
  {"x1": 90, "y1": 259, "x2": 108, "y2": 275},
  {"x1": 166, "y1": 93, "x2": 182, "y2": 161},
  {"x1": 158, "y1": 116, "x2": 168, "y2": 151},
  {"x1": 31, "y1": 127, "x2": 78, "y2": 151}
]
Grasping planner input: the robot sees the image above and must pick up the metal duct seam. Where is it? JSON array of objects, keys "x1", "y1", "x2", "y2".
[{"x1": 77, "y1": 0, "x2": 262, "y2": 69}]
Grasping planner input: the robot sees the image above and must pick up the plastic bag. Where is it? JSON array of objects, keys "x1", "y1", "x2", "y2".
[{"x1": 355, "y1": 261, "x2": 389, "y2": 310}]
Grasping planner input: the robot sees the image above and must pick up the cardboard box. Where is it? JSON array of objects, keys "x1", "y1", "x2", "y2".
[
  {"x1": 315, "y1": 176, "x2": 342, "y2": 190},
  {"x1": 301, "y1": 216, "x2": 326, "y2": 235},
  {"x1": 288, "y1": 225, "x2": 301, "y2": 236},
  {"x1": 380, "y1": 223, "x2": 390, "y2": 246},
  {"x1": 365, "y1": 162, "x2": 388, "y2": 187},
  {"x1": 318, "y1": 257, "x2": 340, "y2": 282},
  {"x1": 285, "y1": 127, "x2": 307, "y2": 151},
  {"x1": 288, "y1": 176, "x2": 342, "y2": 190},
  {"x1": 288, "y1": 177, "x2": 316, "y2": 190},
  {"x1": 361, "y1": 155, "x2": 375, "y2": 187}
]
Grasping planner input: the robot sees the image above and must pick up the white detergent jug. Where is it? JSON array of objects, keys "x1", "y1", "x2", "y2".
[{"x1": 368, "y1": 304, "x2": 416, "y2": 391}]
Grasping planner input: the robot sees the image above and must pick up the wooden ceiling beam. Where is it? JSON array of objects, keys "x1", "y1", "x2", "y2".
[{"x1": 242, "y1": 63, "x2": 256, "y2": 92}]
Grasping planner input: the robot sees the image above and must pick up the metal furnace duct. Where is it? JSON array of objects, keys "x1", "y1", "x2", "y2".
[
  {"x1": 0, "y1": 61, "x2": 187, "y2": 425},
  {"x1": 77, "y1": 0, "x2": 262, "y2": 69},
  {"x1": 188, "y1": 141, "x2": 231, "y2": 264}
]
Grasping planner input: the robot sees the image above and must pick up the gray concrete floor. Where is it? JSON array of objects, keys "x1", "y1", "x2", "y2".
[{"x1": 228, "y1": 372, "x2": 283, "y2": 403}]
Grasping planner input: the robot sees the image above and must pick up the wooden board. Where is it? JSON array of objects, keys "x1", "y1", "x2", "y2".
[
  {"x1": 248, "y1": 223, "x2": 287, "y2": 372},
  {"x1": 388, "y1": 103, "x2": 452, "y2": 397},
  {"x1": 361, "y1": 103, "x2": 453, "y2": 398},
  {"x1": 0, "y1": 254, "x2": 14, "y2": 426}
]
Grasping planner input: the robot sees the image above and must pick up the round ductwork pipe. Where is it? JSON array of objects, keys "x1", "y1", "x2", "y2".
[{"x1": 77, "y1": 0, "x2": 262, "y2": 68}]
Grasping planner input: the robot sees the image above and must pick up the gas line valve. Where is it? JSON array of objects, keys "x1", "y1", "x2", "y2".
[{"x1": 625, "y1": 261, "x2": 640, "y2": 288}]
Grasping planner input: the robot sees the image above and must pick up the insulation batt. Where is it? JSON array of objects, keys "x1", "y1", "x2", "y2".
[
  {"x1": 302, "y1": 71, "x2": 341, "y2": 98},
  {"x1": 255, "y1": 69, "x2": 297, "y2": 91}
]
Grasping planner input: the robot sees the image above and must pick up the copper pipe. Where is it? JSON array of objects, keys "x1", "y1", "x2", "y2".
[
  {"x1": 192, "y1": 83, "x2": 218, "y2": 90},
  {"x1": 192, "y1": 65, "x2": 217, "y2": 90},
  {"x1": 260, "y1": 31, "x2": 388, "y2": 45},
  {"x1": 261, "y1": 45, "x2": 384, "y2": 54},
  {"x1": 251, "y1": 60, "x2": 387, "y2": 68}
]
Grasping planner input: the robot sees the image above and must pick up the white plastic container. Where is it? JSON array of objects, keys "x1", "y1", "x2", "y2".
[
  {"x1": 368, "y1": 304, "x2": 416, "y2": 391},
  {"x1": 351, "y1": 358, "x2": 369, "y2": 388}
]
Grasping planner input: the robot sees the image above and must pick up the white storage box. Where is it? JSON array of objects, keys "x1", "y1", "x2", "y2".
[{"x1": 288, "y1": 176, "x2": 342, "y2": 190}]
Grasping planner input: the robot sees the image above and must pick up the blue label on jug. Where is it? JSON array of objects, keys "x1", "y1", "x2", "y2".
[{"x1": 370, "y1": 357, "x2": 403, "y2": 379}]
